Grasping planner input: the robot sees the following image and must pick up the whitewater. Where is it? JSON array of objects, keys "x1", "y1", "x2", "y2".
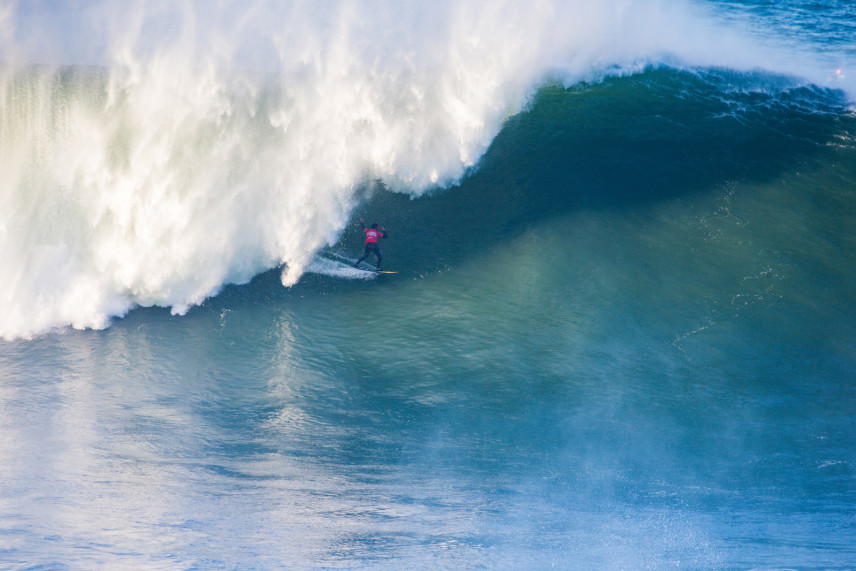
[{"x1": 0, "y1": 0, "x2": 850, "y2": 339}]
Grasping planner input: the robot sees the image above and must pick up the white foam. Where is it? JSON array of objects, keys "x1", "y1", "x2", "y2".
[
  {"x1": 0, "y1": 1, "x2": 848, "y2": 338},
  {"x1": 306, "y1": 257, "x2": 377, "y2": 280}
]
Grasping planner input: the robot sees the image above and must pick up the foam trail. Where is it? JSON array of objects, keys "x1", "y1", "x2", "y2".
[
  {"x1": 0, "y1": 0, "x2": 848, "y2": 339},
  {"x1": 306, "y1": 257, "x2": 377, "y2": 280}
]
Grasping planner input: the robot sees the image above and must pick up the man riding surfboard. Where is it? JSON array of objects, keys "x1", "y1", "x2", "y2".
[{"x1": 354, "y1": 218, "x2": 388, "y2": 271}]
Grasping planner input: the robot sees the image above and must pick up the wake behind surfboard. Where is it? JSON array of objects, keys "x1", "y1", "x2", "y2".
[
  {"x1": 324, "y1": 250, "x2": 397, "y2": 273},
  {"x1": 307, "y1": 251, "x2": 397, "y2": 278}
]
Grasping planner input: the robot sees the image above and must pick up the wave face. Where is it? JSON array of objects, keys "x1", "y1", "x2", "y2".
[{"x1": 0, "y1": 0, "x2": 852, "y2": 339}]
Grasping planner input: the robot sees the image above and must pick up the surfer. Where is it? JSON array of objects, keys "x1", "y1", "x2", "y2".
[{"x1": 354, "y1": 218, "x2": 388, "y2": 271}]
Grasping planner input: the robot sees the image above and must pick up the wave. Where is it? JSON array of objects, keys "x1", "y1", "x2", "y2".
[{"x1": 0, "y1": 0, "x2": 851, "y2": 339}]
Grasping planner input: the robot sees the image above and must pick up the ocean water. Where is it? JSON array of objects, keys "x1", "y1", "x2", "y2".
[{"x1": 1, "y1": 1, "x2": 855, "y2": 569}]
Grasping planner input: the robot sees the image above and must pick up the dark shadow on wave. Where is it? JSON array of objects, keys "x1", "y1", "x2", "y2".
[
  {"x1": 198, "y1": 67, "x2": 852, "y2": 309},
  {"x1": 340, "y1": 68, "x2": 851, "y2": 276}
]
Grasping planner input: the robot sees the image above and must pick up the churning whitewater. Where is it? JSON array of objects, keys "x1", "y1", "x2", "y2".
[{"x1": 0, "y1": 0, "x2": 850, "y2": 339}]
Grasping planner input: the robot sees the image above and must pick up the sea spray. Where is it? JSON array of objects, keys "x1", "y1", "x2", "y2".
[{"x1": 0, "y1": 0, "x2": 848, "y2": 339}]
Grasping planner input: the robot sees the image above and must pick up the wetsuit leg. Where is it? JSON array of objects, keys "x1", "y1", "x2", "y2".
[
  {"x1": 356, "y1": 244, "x2": 382, "y2": 269},
  {"x1": 355, "y1": 246, "x2": 371, "y2": 267}
]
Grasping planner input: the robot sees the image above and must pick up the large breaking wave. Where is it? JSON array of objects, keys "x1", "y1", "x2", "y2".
[{"x1": 0, "y1": 0, "x2": 849, "y2": 339}]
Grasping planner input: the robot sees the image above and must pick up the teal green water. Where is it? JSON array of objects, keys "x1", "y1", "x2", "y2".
[{"x1": 2, "y1": 67, "x2": 854, "y2": 567}]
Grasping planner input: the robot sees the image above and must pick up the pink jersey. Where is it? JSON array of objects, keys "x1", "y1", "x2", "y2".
[{"x1": 364, "y1": 228, "x2": 382, "y2": 244}]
